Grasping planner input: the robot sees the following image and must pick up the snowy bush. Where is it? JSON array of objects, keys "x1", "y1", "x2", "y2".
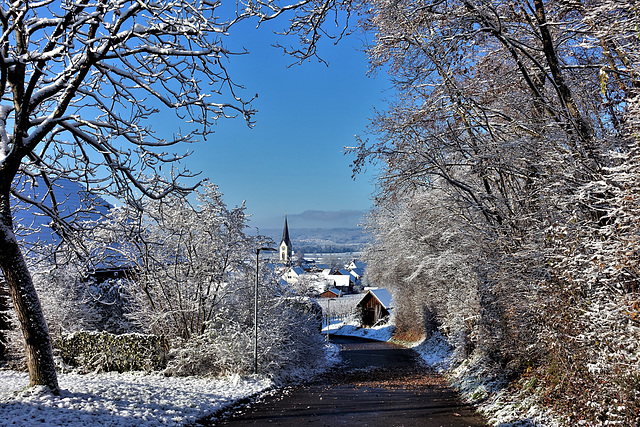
[
  {"x1": 83, "y1": 278, "x2": 138, "y2": 334},
  {"x1": 54, "y1": 331, "x2": 167, "y2": 373},
  {"x1": 164, "y1": 291, "x2": 327, "y2": 380},
  {"x1": 19, "y1": 249, "x2": 136, "y2": 340},
  {"x1": 88, "y1": 183, "x2": 258, "y2": 343},
  {"x1": 164, "y1": 315, "x2": 252, "y2": 377},
  {"x1": 258, "y1": 296, "x2": 327, "y2": 380},
  {"x1": 82, "y1": 185, "x2": 328, "y2": 379},
  {"x1": 31, "y1": 261, "x2": 99, "y2": 336}
]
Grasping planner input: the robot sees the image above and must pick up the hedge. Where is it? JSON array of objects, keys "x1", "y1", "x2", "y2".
[{"x1": 54, "y1": 331, "x2": 168, "y2": 373}]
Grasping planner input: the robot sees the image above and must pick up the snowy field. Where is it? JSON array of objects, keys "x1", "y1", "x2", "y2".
[
  {"x1": 0, "y1": 340, "x2": 341, "y2": 427},
  {"x1": 0, "y1": 370, "x2": 272, "y2": 426}
]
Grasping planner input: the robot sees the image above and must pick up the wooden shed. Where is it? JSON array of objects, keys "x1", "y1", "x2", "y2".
[
  {"x1": 320, "y1": 288, "x2": 341, "y2": 298},
  {"x1": 356, "y1": 289, "x2": 393, "y2": 327}
]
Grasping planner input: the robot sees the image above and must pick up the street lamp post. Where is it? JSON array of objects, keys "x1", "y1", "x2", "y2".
[
  {"x1": 326, "y1": 297, "x2": 332, "y2": 342},
  {"x1": 254, "y1": 247, "x2": 276, "y2": 374}
]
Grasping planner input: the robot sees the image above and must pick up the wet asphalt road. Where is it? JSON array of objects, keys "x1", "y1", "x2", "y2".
[{"x1": 207, "y1": 336, "x2": 487, "y2": 427}]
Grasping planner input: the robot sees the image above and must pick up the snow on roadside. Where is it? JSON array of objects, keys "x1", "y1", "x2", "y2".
[
  {"x1": 0, "y1": 340, "x2": 341, "y2": 427},
  {"x1": 409, "y1": 333, "x2": 562, "y2": 427},
  {"x1": 407, "y1": 330, "x2": 454, "y2": 372},
  {"x1": 0, "y1": 369, "x2": 272, "y2": 426},
  {"x1": 325, "y1": 321, "x2": 563, "y2": 427}
]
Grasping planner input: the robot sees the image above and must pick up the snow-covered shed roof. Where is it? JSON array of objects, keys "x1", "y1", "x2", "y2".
[
  {"x1": 287, "y1": 266, "x2": 305, "y2": 277},
  {"x1": 361, "y1": 288, "x2": 393, "y2": 310},
  {"x1": 320, "y1": 288, "x2": 341, "y2": 298},
  {"x1": 327, "y1": 274, "x2": 350, "y2": 288}
]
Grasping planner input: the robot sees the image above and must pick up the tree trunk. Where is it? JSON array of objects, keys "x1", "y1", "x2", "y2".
[
  {"x1": 0, "y1": 283, "x2": 9, "y2": 360},
  {"x1": 0, "y1": 188, "x2": 59, "y2": 394}
]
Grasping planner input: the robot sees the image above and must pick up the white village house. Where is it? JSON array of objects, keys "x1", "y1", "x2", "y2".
[{"x1": 282, "y1": 266, "x2": 306, "y2": 284}]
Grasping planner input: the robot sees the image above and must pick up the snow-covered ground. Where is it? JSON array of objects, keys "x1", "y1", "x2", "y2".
[
  {"x1": 0, "y1": 345, "x2": 340, "y2": 426},
  {"x1": 409, "y1": 333, "x2": 563, "y2": 427},
  {"x1": 0, "y1": 370, "x2": 271, "y2": 426},
  {"x1": 1, "y1": 320, "x2": 561, "y2": 427},
  {"x1": 323, "y1": 317, "x2": 395, "y2": 342}
]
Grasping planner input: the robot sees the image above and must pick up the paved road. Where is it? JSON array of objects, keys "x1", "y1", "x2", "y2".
[{"x1": 208, "y1": 336, "x2": 487, "y2": 426}]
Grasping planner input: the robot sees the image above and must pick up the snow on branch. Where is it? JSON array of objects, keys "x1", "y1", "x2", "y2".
[{"x1": 0, "y1": 0, "x2": 266, "y2": 212}]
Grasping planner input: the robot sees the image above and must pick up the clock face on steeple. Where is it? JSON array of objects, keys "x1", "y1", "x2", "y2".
[{"x1": 280, "y1": 242, "x2": 289, "y2": 255}]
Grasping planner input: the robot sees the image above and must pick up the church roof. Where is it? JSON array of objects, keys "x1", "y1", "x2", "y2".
[{"x1": 281, "y1": 214, "x2": 292, "y2": 247}]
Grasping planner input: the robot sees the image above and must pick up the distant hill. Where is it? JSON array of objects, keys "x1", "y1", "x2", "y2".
[
  {"x1": 12, "y1": 177, "x2": 112, "y2": 247},
  {"x1": 259, "y1": 227, "x2": 371, "y2": 254}
]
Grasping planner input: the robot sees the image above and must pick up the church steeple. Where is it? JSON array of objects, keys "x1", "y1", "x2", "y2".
[{"x1": 279, "y1": 214, "x2": 293, "y2": 263}]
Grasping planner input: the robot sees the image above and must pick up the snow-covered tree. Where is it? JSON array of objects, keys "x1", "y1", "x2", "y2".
[
  {"x1": 0, "y1": 0, "x2": 343, "y2": 393},
  {"x1": 0, "y1": 0, "x2": 269, "y2": 393},
  {"x1": 163, "y1": 268, "x2": 325, "y2": 379},
  {"x1": 87, "y1": 185, "x2": 325, "y2": 378},
  {"x1": 88, "y1": 183, "x2": 257, "y2": 342},
  {"x1": 0, "y1": 284, "x2": 9, "y2": 360},
  {"x1": 349, "y1": 0, "x2": 640, "y2": 422},
  {"x1": 363, "y1": 185, "x2": 482, "y2": 352},
  {"x1": 263, "y1": 0, "x2": 640, "y2": 419}
]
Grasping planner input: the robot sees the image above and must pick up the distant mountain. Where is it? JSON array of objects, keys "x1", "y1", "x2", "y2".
[
  {"x1": 259, "y1": 227, "x2": 371, "y2": 254},
  {"x1": 12, "y1": 177, "x2": 112, "y2": 247}
]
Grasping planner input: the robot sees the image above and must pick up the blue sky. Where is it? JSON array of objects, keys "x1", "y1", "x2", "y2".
[{"x1": 163, "y1": 18, "x2": 389, "y2": 230}]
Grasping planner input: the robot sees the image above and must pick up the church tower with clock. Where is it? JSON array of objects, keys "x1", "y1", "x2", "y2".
[{"x1": 279, "y1": 214, "x2": 293, "y2": 264}]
